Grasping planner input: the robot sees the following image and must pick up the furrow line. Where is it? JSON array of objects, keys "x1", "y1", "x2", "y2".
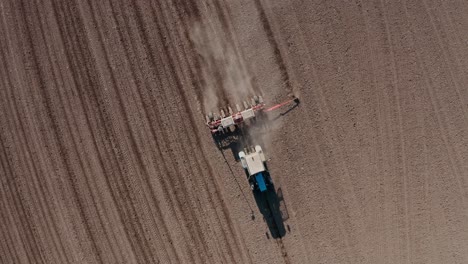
[
  {"x1": 19, "y1": 0, "x2": 106, "y2": 262},
  {"x1": 130, "y1": 2, "x2": 211, "y2": 263},
  {"x1": 48, "y1": 0, "x2": 132, "y2": 261},
  {"x1": 0, "y1": 153, "x2": 22, "y2": 264},
  {"x1": 421, "y1": 0, "x2": 468, "y2": 125},
  {"x1": 0, "y1": 48, "x2": 44, "y2": 264},
  {"x1": 403, "y1": 0, "x2": 467, "y2": 217},
  {"x1": 33, "y1": 1, "x2": 125, "y2": 262},
  {"x1": 140, "y1": 3, "x2": 213, "y2": 262},
  {"x1": 152, "y1": 5, "x2": 250, "y2": 264},
  {"x1": 107, "y1": 0, "x2": 183, "y2": 262},
  {"x1": 151, "y1": 1, "x2": 247, "y2": 262},
  {"x1": 155, "y1": 0, "x2": 240, "y2": 260},
  {"x1": 252, "y1": 0, "x2": 292, "y2": 93},
  {"x1": 55, "y1": 1, "x2": 142, "y2": 262},
  {"x1": 167, "y1": 1, "x2": 255, "y2": 262},
  {"x1": 82, "y1": 0, "x2": 157, "y2": 262}
]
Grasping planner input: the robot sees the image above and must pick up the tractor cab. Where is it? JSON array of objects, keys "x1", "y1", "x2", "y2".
[{"x1": 239, "y1": 145, "x2": 272, "y2": 192}]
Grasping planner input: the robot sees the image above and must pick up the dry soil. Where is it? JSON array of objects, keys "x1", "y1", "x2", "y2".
[{"x1": 1, "y1": 0, "x2": 468, "y2": 263}]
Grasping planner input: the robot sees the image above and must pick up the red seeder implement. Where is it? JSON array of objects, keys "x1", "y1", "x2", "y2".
[{"x1": 206, "y1": 95, "x2": 299, "y2": 135}]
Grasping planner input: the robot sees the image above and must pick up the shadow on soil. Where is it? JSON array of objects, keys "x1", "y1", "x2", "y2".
[
  {"x1": 212, "y1": 128, "x2": 244, "y2": 161},
  {"x1": 253, "y1": 181, "x2": 290, "y2": 239},
  {"x1": 212, "y1": 120, "x2": 266, "y2": 161},
  {"x1": 211, "y1": 104, "x2": 298, "y2": 239},
  {"x1": 271, "y1": 99, "x2": 300, "y2": 122},
  {"x1": 211, "y1": 100, "x2": 299, "y2": 159}
]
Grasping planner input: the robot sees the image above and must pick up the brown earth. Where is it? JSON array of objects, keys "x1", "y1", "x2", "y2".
[{"x1": 1, "y1": 0, "x2": 468, "y2": 263}]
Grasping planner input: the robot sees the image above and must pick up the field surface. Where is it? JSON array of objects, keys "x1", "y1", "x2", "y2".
[{"x1": 1, "y1": 0, "x2": 468, "y2": 263}]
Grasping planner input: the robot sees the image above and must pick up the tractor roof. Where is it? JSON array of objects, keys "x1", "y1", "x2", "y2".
[{"x1": 244, "y1": 152, "x2": 265, "y2": 175}]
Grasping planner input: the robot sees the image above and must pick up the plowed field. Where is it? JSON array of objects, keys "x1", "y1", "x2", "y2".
[{"x1": 1, "y1": 0, "x2": 468, "y2": 263}]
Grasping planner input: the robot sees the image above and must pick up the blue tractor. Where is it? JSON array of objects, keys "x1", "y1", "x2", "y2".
[{"x1": 238, "y1": 145, "x2": 273, "y2": 192}]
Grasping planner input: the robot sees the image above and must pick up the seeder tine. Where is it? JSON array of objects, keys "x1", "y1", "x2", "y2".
[
  {"x1": 243, "y1": 101, "x2": 249, "y2": 110},
  {"x1": 228, "y1": 106, "x2": 233, "y2": 115},
  {"x1": 259, "y1": 95, "x2": 264, "y2": 103},
  {"x1": 236, "y1": 104, "x2": 241, "y2": 112},
  {"x1": 220, "y1": 109, "x2": 226, "y2": 118},
  {"x1": 251, "y1": 97, "x2": 256, "y2": 106},
  {"x1": 253, "y1": 95, "x2": 259, "y2": 104}
]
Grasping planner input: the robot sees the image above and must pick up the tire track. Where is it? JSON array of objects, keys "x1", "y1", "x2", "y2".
[
  {"x1": 0, "y1": 120, "x2": 45, "y2": 264},
  {"x1": 421, "y1": 0, "x2": 468, "y2": 127},
  {"x1": 153, "y1": 0, "x2": 252, "y2": 261},
  {"x1": 438, "y1": 0, "x2": 468, "y2": 94},
  {"x1": 105, "y1": 0, "x2": 193, "y2": 262},
  {"x1": 363, "y1": 0, "x2": 428, "y2": 261},
  {"x1": 0, "y1": 196, "x2": 16, "y2": 264},
  {"x1": 47, "y1": 0, "x2": 138, "y2": 261},
  {"x1": 28, "y1": 0, "x2": 115, "y2": 261},
  {"x1": 0, "y1": 51, "x2": 43, "y2": 264},
  {"x1": 380, "y1": 1, "x2": 414, "y2": 261},
  {"x1": 192, "y1": 0, "x2": 256, "y2": 108},
  {"x1": 50, "y1": 1, "x2": 128, "y2": 259},
  {"x1": 144, "y1": 0, "x2": 250, "y2": 262},
  {"x1": 150, "y1": 2, "x2": 252, "y2": 262},
  {"x1": 252, "y1": 0, "x2": 292, "y2": 93},
  {"x1": 79, "y1": 0, "x2": 161, "y2": 262},
  {"x1": 1, "y1": 8, "x2": 71, "y2": 263},
  {"x1": 88, "y1": 0, "x2": 214, "y2": 262},
  {"x1": 402, "y1": 3, "x2": 468, "y2": 249},
  {"x1": 17, "y1": 1, "x2": 102, "y2": 262},
  {"x1": 403, "y1": 0, "x2": 467, "y2": 208},
  {"x1": 282, "y1": 2, "x2": 366, "y2": 261},
  {"x1": 169, "y1": 0, "x2": 207, "y2": 103},
  {"x1": 378, "y1": 0, "x2": 408, "y2": 259},
  {"x1": 141, "y1": 1, "x2": 236, "y2": 262},
  {"x1": 103, "y1": 2, "x2": 174, "y2": 262},
  {"x1": 30, "y1": 0, "x2": 150, "y2": 262},
  {"x1": 0, "y1": 149, "x2": 23, "y2": 264},
  {"x1": 355, "y1": 1, "x2": 393, "y2": 259},
  {"x1": 50, "y1": 1, "x2": 146, "y2": 263},
  {"x1": 122, "y1": 3, "x2": 204, "y2": 263},
  {"x1": 32, "y1": 1, "x2": 126, "y2": 261},
  {"x1": 209, "y1": 0, "x2": 259, "y2": 96},
  {"x1": 0, "y1": 9, "x2": 44, "y2": 264},
  {"x1": 3, "y1": 0, "x2": 468, "y2": 263},
  {"x1": 129, "y1": 2, "x2": 217, "y2": 262}
]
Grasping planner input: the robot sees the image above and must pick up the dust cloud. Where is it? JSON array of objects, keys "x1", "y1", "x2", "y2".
[
  {"x1": 190, "y1": 21, "x2": 256, "y2": 113},
  {"x1": 190, "y1": 17, "x2": 290, "y2": 150}
]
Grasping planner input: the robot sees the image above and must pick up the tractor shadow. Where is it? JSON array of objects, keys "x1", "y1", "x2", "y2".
[
  {"x1": 252, "y1": 181, "x2": 290, "y2": 239},
  {"x1": 211, "y1": 97, "x2": 299, "y2": 159},
  {"x1": 212, "y1": 128, "x2": 243, "y2": 161},
  {"x1": 271, "y1": 100, "x2": 300, "y2": 122},
  {"x1": 213, "y1": 121, "x2": 266, "y2": 161}
]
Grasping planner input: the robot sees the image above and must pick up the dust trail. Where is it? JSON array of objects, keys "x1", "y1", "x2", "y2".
[
  {"x1": 190, "y1": 5, "x2": 298, "y2": 150},
  {"x1": 190, "y1": 19, "x2": 255, "y2": 114}
]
